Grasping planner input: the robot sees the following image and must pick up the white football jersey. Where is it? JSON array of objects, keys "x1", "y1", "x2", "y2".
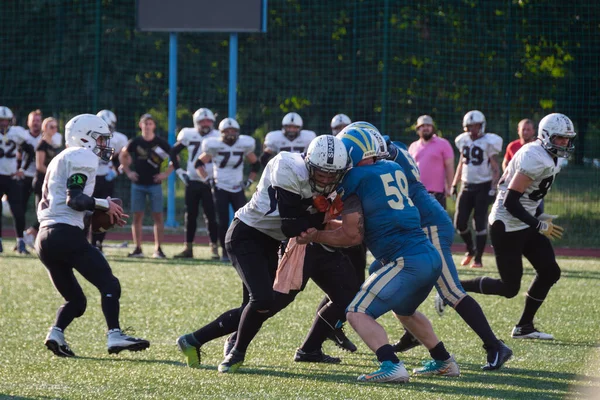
[
  {"x1": 489, "y1": 142, "x2": 560, "y2": 232},
  {"x1": 22, "y1": 131, "x2": 42, "y2": 178},
  {"x1": 202, "y1": 135, "x2": 255, "y2": 193},
  {"x1": 0, "y1": 126, "x2": 29, "y2": 176},
  {"x1": 38, "y1": 147, "x2": 98, "y2": 230},
  {"x1": 177, "y1": 127, "x2": 219, "y2": 181},
  {"x1": 236, "y1": 152, "x2": 316, "y2": 240},
  {"x1": 97, "y1": 130, "x2": 128, "y2": 176},
  {"x1": 263, "y1": 130, "x2": 316, "y2": 154},
  {"x1": 455, "y1": 132, "x2": 503, "y2": 184}
]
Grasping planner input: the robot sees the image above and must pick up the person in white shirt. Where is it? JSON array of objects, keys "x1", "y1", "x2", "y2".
[
  {"x1": 460, "y1": 113, "x2": 575, "y2": 341},
  {"x1": 451, "y1": 110, "x2": 503, "y2": 268},
  {"x1": 36, "y1": 113, "x2": 149, "y2": 358}
]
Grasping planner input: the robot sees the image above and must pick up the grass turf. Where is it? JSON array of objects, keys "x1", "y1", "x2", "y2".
[{"x1": 0, "y1": 242, "x2": 599, "y2": 399}]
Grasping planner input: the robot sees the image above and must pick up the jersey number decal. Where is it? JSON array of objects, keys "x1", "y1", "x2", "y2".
[
  {"x1": 462, "y1": 146, "x2": 484, "y2": 166},
  {"x1": 0, "y1": 140, "x2": 17, "y2": 158},
  {"x1": 380, "y1": 170, "x2": 415, "y2": 210},
  {"x1": 189, "y1": 141, "x2": 201, "y2": 161},
  {"x1": 280, "y1": 146, "x2": 304, "y2": 153},
  {"x1": 529, "y1": 176, "x2": 554, "y2": 201},
  {"x1": 218, "y1": 151, "x2": 244, "y2": 168},
  {"x1": 398, "y1": 148, "x2": 421, "y2": 181}
]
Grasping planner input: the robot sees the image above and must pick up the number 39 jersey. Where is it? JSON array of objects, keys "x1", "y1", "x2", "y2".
[
  {"x1": 455, "y1": 132, "x2": 503, "y2": 184},
  {"x1": 38, "y1": 147, "x2": 98, "y2": 230},
  {"x1": 236, "y1": 152, "x2": 314, "y2": 241},
  {"x1": 489, "y1": 141, "x2": 560, "y2": 232},
  {"x1": 0, "y1": 126, "x2": 29, "y2": 176},
  {"x1": 202, "y1": 135, "x2": 256, "y2": 193},
  {"x1": 177, "y1": 128, "x2": 220, "y2": 181}
]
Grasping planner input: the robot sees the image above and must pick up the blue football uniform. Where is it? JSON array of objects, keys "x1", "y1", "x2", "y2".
[
  {"x1": 339, "y1": 160, "x2": 442, "y2": 317},
  {"x1": 379, "y1": 141, "x2": 466, "y2": 307}
]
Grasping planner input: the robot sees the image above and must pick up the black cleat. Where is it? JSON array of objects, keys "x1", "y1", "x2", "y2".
[
  {"x1": 218, "y1": 349, "x2": 245, "y2": 373},
  {"x1": 223, "y1": 332, "x2": 236, "y2": 357},
  {"x1": 391, "y1": 331, "x2": 421, "y2": 353},
  {"x1": 482, "y1": 340, "x2": 513, "y2": 371},
  {"x1": 327, "y1": 326, "x2": 357, "y2": 353},
  {"x1": 294, "y1": 348, "x2": 341, "y2": 364}
]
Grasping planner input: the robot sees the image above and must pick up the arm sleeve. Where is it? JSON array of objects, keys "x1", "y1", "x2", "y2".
[
  {"x1": 20, "y1": 142, "x2": 36, "y2": 170},
  {"x1": 66, "y1": 173, "x2": 95, "y2": 211},
  {"x1": 260, "y1": 151, "x2": 273, "y2": 168},
  {"x1": 276, "y1": 187, "x2": 325, "y2": 238},
  {"x1": 503, "y1": 189, "x2": 540, "y2": 229},
  {"x1": 169, "y1": 142, "x2": 186, "y2": 169}
]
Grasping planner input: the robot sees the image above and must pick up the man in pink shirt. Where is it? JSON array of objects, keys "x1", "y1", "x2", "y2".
[{"x1": 408, "y1": 115, "x2": 455, "y2": 209}]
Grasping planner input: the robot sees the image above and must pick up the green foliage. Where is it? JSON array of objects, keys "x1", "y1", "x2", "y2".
[{"x1": 0, "y1": 247, "x2": 599, "y2": 398}]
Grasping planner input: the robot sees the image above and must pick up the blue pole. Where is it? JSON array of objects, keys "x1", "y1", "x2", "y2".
[
  {"x1": 228, "y1": 33, "x2": 238, "y2": 223},
  {"x1": 262, "y1": 0, "x2": 268, "y2": 32},
  {"x1": 166, "y1": 32, "x2": 178, "y2": 227}
]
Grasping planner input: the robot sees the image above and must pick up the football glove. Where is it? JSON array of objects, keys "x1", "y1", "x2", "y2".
[
  {"x1": 243, "y1": 179, "x2": 254, "y2": 189},
  {"x1": 105, "y1": 168, "x2": 118, "y2": 182},
  {"x1": 537, "y1": 220, "x2": 564, "y2": 240},
  {"x1": 326, "y1": 195, "x2": 344, "y2": 220},
  {"x1": 176, "y1": 168, "x2": 190, "y2": 186},
  {"x1": 313, "y1": 195, "x2": 329, "y2": 213}
]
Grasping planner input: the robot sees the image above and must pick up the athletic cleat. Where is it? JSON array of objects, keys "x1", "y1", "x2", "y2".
[
  {"x1": 434, "y1": 293, "x2": 446, "y2": 316},
  {"x1": 127, "y1": 247, "x2": 144, "y2": 258},
  {"x1": 174, "y1": 248, "x2": 193, "y2": 259},
  {"x1": 220, "y1": 255, "x2": 230, "y2": 263},
  {"x1": 218, "y1": 349, "x2": 245, "y2": 373},
  {"x1": 17, "y1": 240, "x2": 30, "y2": 255},
  {"x1": 152, "y1": 248, "x2": 167, "y2": 259},
  {"x1": 107, "y1": 329, "x2": 150, "y2": 354},
  {"x1": 326, "y1": 325, "x2": 357, "y2": 352},
  {"x1": 482, "y1": 340, "x2": 513, "y2": 371},
  {"x1": 357, "y1": 360, "x2": 409, "y2": 383},
  {"x1": 511, "y1": 323, "x2": 554, "y2": 340},
  {"x1": 210, "y1": 243, "x2": 220, "y2": 260},
  {"x1": 45, "y1": 327, "x2": 75, "y2": 357},
  {"x1": 223, "y1": 333, "x2": 236, "y2": 357},
  {"x1": 391, "y1": 331, "x2": 421, "y2": 353},
  {"x1": 470, "y1": 260, "x2": 483, "y2": 269},
  {"x1": 460, "y1": 253, "x2": 474, "y2": 267},
  {"x1": 177, "y1": 334, "x2": 202, "y2": 368},
  {"x1": 413, "y1": 355, "x2": 460, "y2": 377},
  {"x1": 294, "y1": 348, "x2": 341, "y2": 364}
]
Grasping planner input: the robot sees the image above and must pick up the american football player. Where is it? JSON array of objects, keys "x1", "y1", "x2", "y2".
[
  {"x1": 177, "y1": 135, "x2": 351, "y2": 373},
  {"x1": 330, "y1": 113, "x2": 351, "y2": 135},
  {"x1": 461, "y1": 113, "x2": 575, "y2": 341},
  {"x1": 91, "y1": 110, "x2": 129, "y2": 252},
  {"x1": 170, "y1": 108, "x2": 220, "y2": 259},
  {"x1": 259, "y1": 112, "x2": 316, "y2": 167},
  {"x1": 452, "y1": 110, "x2": 503, "y2": 268},
  {"x1": 195, "y1": 117, "x2": 259, "y2": 262},
  {"x1": 299, "y1": 125, "x2": 460, "y2": 383},
  {"x1": 36, "y1": 114, "x2": 149, "y2": 357},
  {"x1": 0, "y1": 106, "x2": 35, "y2": 254}
]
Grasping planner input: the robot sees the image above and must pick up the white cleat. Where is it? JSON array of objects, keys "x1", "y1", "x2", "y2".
[
  {"x1": 511, "y1": 323, "x2": 554, "y2": 340},
  {"x1": 45, "y1": 326, "x2": 75, "y2": 357},
  {"x1": 434, "y1": 293, "x2": 446, "y2": 317},
  {"x1": 107, "y1": 329, "x2": 150, "y2": 354}
]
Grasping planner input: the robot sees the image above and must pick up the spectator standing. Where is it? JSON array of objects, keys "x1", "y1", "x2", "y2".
[
  {"x1": 119, "y1": 114, "x2": 173, "y2": 258},
  {"x1": 503, "y1": 119, "x2": 536, "y2": 171},
  {"x1": 408, "y1": 115, "x2": 455, "y2": 209}
]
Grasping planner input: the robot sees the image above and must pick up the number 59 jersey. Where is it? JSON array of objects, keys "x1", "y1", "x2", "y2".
[
  {"x1": 202, "y1": 135, "x2": 255, "y2": 192},
  {"x1": 489, "y1": 141, "x2": 560, "y2": 232},
  {"x1": 455, "y1": 132, "x2": 503, "y2": 184},
  {"x1": 177, "y1": 128, "x2": 220, "y2": 181}
]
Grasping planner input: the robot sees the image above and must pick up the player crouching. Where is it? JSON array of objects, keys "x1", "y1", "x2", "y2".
[{"x1": 36, "y1": 114, "x2": 149, "y2": 357}]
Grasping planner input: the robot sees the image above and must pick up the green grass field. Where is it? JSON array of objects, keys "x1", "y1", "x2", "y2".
[{"x1": 1, "y1": 243, "x2": 599, "y2": 399}]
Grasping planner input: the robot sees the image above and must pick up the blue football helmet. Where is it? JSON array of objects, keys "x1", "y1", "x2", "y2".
[{"x1": 337, "y1": 124, "x2": 379, "y2": 167}]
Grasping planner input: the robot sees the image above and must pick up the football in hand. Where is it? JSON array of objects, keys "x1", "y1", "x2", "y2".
[{"x1": 91, "y1": 198, "x2": 123, "y2": 233}]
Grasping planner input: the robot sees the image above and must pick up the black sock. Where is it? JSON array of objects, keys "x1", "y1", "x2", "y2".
[
  {"x1": 460, "y1": 231, "x2": 474, "y2": 254},
  {"x1": 55, "y1": 304, "x2": 78, "y2": 331},
  {"x1": 315, "y1": 296, "x2": 329, "y2": 317},
  {"x1": 376, "y1": 344, "x2": 399, "y2": 363},
  {"x1": 232, "y1": 305, "x2": 269, "y2": 354},
  {"x1": 192, "y1": 307, "x2": 242, "y2": 345},
  {"x1": 101, "y1": 294, "x2": 120, "y2": 331},
  {"x1": 475, "y1": 234, "x2": 487, "y2": 262},
  {"x1": 460, "y1": 277, "x2": 484, "y2": 293},
  {"x1": 301, "y1": 301, "x2": 344, "y2": 352},
  {"x1": 454, "y1": 296, "x2": 498, "y2": 348},
  {"x1": 517, "y1": 294, "x2": 544, "y2": 326},
  {"x1": 429, "y1": 341, "x2": 450, "y2": 362}
]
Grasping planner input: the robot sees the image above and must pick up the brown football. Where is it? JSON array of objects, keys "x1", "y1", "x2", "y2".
[{"x1": 91, "y1": 198, "x2": 123, "y2": 233}]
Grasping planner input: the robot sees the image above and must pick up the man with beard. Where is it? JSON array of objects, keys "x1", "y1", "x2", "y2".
[{"x1": 408, "y1": 115, "x2": 454, "y2": 209}]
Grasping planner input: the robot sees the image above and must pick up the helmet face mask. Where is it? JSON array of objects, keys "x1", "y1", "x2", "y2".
[
  {"x1": 0, "y1": 106, "x2": 14, "y2": 133},
  {"x1": 193, "y1": 108, "x2": 216, "y2": 134},
  {"x1": 282, "y1": 112, "x2": 303, "y2": 141},
  {"x1": 330, "y1": 114, "x2": 352, "y2": 135},
  {"x1": 337, "y1": 123, "x2": 380, "y2": 167},
  {"x1": 66, "y1": 114, "x2": 114, "y2": 162},
  {"x1": 218, "y1": 118, "x2": 241, "y2": 145},
  {"x1": 305, "y1": 135, "x2": 349, "y2": 195},
  {"x1": 538, "y1": 113, "x2": 576, "y2": 158},
  {"x1": 463, "y1": 110, "x2": 486, "y2": 138}
]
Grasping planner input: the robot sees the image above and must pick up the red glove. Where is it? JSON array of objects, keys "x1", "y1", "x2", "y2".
[
  {"x1": 326, "y1": 195, "x2": 344, "y2": 219},
  {"x1": 313, "y1": 195, "x2": 329, "y2": 212}
]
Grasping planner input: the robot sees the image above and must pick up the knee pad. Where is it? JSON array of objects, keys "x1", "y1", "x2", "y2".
[
  {"x1": 69, "y1": 295, "x2": 87, "y2": 318},
  {"x1": 541, "y1": 263, "x2": 561, "y2": 286},
  {"x1": 503, "y1": 284, "x2": 520, "y2": 299},
  {"x1": 249, "y1": 294, "x2": 273, "y2": 313},
  {"x1": 101, "y1": 277, "x2": 121, "y2": 300}
]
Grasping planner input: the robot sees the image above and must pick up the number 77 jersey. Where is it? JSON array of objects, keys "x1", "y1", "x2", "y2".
[
  {"x1": 490, "y1": 141, "x2": 561, "y2": 232},
  {"x1": 202, "y1": 135, "x2": 256, "y2": 192}
]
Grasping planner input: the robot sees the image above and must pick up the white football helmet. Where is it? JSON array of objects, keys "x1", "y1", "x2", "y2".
[
  {"x1": 282, "y1": 112, "x2": 303, "y2": 141},
  {"x1": 96, "y1": 110, "x2": 117, "y2": 132},
  {"x1": 305, "y1": 135, "x2": 350, "y2": 195},
  {"x1": 0, "y1": 106, "x2": 14, "y2": 133},
  {"x1": 463, "y1": 110, "x2": 486, "y2": 136},
  {"x1": 218, "y1": 117, "x2": 241, "y2": 145},
  {"x1": 538, "y1": 113, "x2": 576, "y2": 158},
  {"x1": 65, "y1": 114, "x2": 114, "y2": 162},
  {"x1": 330, "y1": 114, "x2": 352, "y2": 135},
  {"x1": 193, "y1": 108, "x2": 216, "y2": 134}
]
